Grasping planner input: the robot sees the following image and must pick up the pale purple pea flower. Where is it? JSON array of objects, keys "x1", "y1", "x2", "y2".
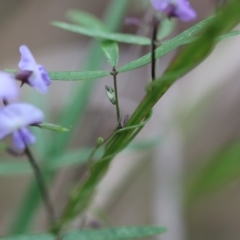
[
  {"x1": 0, "y1": 103, "x2": 44, "y2": 150},
  {"x1": 150, "y1": 0, "x2": 197, "y2": 21},
  {"x1": 0, "y1": 72, "x2": 19, "y2": 100},
  {"x1": 18, "y1": 45, "x2": 51, "y2": 94}
]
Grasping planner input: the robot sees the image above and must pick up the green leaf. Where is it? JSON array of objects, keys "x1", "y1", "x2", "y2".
[
  {"x1": 179, "y1": 30, "x2": 240, "y2": 45},
  {"x1": 2, "y1": 226, "x2": 166, "y2": 240},
  {"x1": 101, "y1": 40, "x2": 119, "y2": 67},
  {"x1": 51, "y1": 112, "x2": 153, "y2": 231},
  {"x1": 37, "y1": 123, "x2": 69, "y2": 132},
  {"x1": 0, "y1": 149, "x2": 92, "y2": 176},
  {"x1": 1, "y1": 233, "x2": 54, "y2": 240},
  {"x1": 216, "y1": 30, "x2": 240, "y2": 41},
  {"x1": 28, "y1": 234, "x2": 47, "y2": 240},
  {"x1": 66, "y1": 10, "x2": 107, "y2": 31},
  {"x1": 4, "y1": 70, "x2": 111, "y2": 81},
  {"x1": 52, "y1": 21, "x2": 151, "y2": 45},
  {"x1": 118, "y1": 16, "x2": 240, "y2": 73},
  {"x1": 65, "y1": 226, "x2": 167, "y2": 240},
  {"x1": 0, "y1": 162, "x2": 31, "y2": 176},
  {"x1": 49, "y1": 71, "x2": 110, "y2": 81},
  {"x1": 118, "y1": 15, "x2": 217, "y2": 73},
  {"x1": 67, "y1": 10, "x2": 120, "y2": 67},
  {"x1": 186, "y1": 140, "x2": 240, "y2": 204},
  {"x1": 0, "y1": 137, "x2": 161, "y2": 176}
]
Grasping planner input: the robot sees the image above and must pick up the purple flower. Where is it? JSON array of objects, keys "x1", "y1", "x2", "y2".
[
  {"x1": 18, "y1": 45, "x2": 51, "y2": 94},
  {"x1": 0, "y1": 103, "x2": 44, "y2": 150},
  {"x1": 150, "y1": 0, "x2": 197, "y2": 21},
  {"x1": 0, "y1": 72, "x2": 19, "y2": 100}
]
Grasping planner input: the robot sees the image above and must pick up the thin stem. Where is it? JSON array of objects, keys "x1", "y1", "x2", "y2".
[
  {"x1": 151, "y1": 15, "x2": 160, "y2": 81},
  {"x1": 112, "y1": 67, "x2": 122, "y2": 128},
  {"x1": 24, "y1": 146, "x2": 56, "y2": 226}
]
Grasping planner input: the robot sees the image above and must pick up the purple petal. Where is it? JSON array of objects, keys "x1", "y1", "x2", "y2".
[
  {"x1": 175, "y1": 0, "x2": 196, "y2": 21},
  {"x1": 39, "y1": 65, "x2": 51, "y2": 86},
  {"x1": 151, "y1": 0, "x2": 169, "y2": 11},
  {"x1": 0, "y1": 72, "x2": 19, "y2": 99},
  {"x1": 13, "y1": 127, "x2": 36, "y2": 150},
  {"x1": 150, "y1": 0, "x2": 196, "y2": 21},
  {"x1": 18, "y1": 45, "x2": 51, "y2": 94},
  {"x1": 18, "y1": 45, "x2": 37, "y2": 70},
  {"x1": 0, "y1": 103, "x2": 44, "y2": 139},
  {"x1": 28, "y1": 70, "x2": 49, "y2": 94}
]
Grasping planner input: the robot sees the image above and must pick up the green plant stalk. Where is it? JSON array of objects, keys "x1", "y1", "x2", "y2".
[
  {"x1": 151, "y1": 15, "x2": 160, "y2": 81},
  {"x1": 24, "y1": 146, "x2": 56, "y2": 227},
  {"x1": 50, "y1": 0, "x2": 240, "y2": 233},
  {"x1": 51, "y1": 111, "x2": 152, "y2": 233},
  {"x1": 10, "y1": 0, "x2": 129, "y2": 234}
]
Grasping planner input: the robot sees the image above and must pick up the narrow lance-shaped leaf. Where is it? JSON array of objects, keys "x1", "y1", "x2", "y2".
[
  {"x1": 36, "y1": 123, "x2": 69, "y2": 132},
  {"x1": 52, "y1": 21, "x2": 151, "y2": 45},
  {"x1": 51, "y1": 112, "x2": 153, "y2": 231},
  {"x1": 49, "y1": 71, "x2": 110, "y2": 81},
  {"x1": 6, "y1": 30, "x2": 240, "y2": 82},
  {"x1": 118, "y1": 16, "x2": 240, "y2": 73},
  {"x1": 66, "y1": 9, "x2": 107, "y2": 30},
  {"x1": 2, "y1": 226, "x2": 166, "y2": 240},
  {"x1": 4, "y1": 70, "x2": 111, "y2": 81},
  {"x1": 0, "y1": 137, "x2": 162, "y2": 176},
  {"x1": 186, "y1": 140, "x2": 240, "y2": 205},
  {"x1": 67, "y1": 10, "x2": 120, "y2": 68},
  {"x1": 63, "y1": 226, "x2": 167, "y2": 240},
  {"x1": 118, "y1": 15, "x2": 216, "y2": 73},
  {"x1": 101, "y1": 40, "x2": 119, "y2": 67}
]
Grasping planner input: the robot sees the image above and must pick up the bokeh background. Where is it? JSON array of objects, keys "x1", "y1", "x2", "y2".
[{"x1": 1, "y1": 0, "x2": 240, "y2": 239}]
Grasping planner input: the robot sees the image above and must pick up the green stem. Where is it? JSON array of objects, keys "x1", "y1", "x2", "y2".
[
  {"x1": 50, "y1": 111, "x2": 152, "y2": 234},
  {"x1": 52, "y1": 0, "x2": 240, "y2": 234},
  {"x1": 24, "y1": 146, "x2": 56, "y2": 226},
  {"x1": 151, "y1": 15, "x2": 160, "y2": 81},
  {"x1": 10, "y1": 0, "x2": 130, "y2": 234}
]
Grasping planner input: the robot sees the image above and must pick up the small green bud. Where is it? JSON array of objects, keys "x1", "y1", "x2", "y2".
[
  {"x1": 105, "y1": 85, "x2": 116, "y2": 105},
  {"x1": 97, "y1": 137, "x2": 104, "y2": 146}
]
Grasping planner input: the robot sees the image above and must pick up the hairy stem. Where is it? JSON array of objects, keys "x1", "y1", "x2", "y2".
[
  {"x1": 151, "y1": 15, "x2": 160, "y2": 81},
  {"x1": 112, "y1": 67, "x2": 122, "y2": 128},
  {"x1": 24, "y1": 146, "x2": 56, "y2": 226}
]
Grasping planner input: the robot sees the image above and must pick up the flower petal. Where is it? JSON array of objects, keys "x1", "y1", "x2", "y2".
[
  {"x1": 0, "y1": 72, "x2": 19, "y2": 100},
  {"x1": 39, "y1": 65, "x2": 51, "y2": 86},
  {"x1": 18, "y1": 45, "x2": 51, "y2": 94},
  {"x1": 0, "y1": 103, "x2": 44, "y2": 139},
  {"x1": 12, "y1": 131, "x2": 25, "y2": 150},
  {"x1": 13, "y1": 127, "x2": 36, "y2": 150},
  {"x1": 150, "y1": 0, "x2": 197, "y2": 22},
  {"x1": 151, "y1": 0, "x2": 169, "y2": 11},
  {"x1": 28, "y1": 70, "x2": 49, "y2": 94},
  {"x1": 18, "y1": 45, "x2": 37, "y2": 70},
  {"x1": 175, "y1": 0, "x2": 197, "y2": 21}
]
